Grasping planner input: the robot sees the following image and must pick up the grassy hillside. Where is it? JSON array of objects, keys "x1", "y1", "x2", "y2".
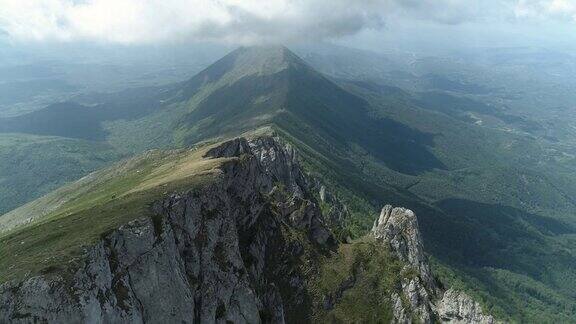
[
  {"x1": 308, "y1": 237, "x2": 403, "y2": 322},
  {"x1": 0, "y1": 134, "x2": 123, "y2": 215},
  {"x1": 0, "y1": 141, "x2": 229, "y2": 284},
  {"x1": 277, "y1": 121, "x2": 576, "y2": 322}
]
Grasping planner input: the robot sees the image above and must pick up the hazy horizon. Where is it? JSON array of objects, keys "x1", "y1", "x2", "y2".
[{"x1": 2, "y1": 0, "x2": 576, "y2": 58}]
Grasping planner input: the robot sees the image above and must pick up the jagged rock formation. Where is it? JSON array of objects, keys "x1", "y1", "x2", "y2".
[
  {"x1": 438, "y1": 289, "x2": 498, "y2": 324},
  {"x1": 0, "y1": 136, "x2": 332, "y2": 323},
  {"x1": 372, "y1": 205, "x2": 497, "y2": 324},
  {"x1": 307, "y1": 179, "x2": 352, "y2": 243},
  {"x1": 372, "y1": 205, "x2": 437, "y2": 323},
  {"x1": 372, "y1": 205, "x2": 436, "y2": 293},
  {"x1": 317, "y1": 184, "x2": 350, "y2": 227},
  {"x1": 0, "y1": 136, "x2": 498, "y2": 324}
]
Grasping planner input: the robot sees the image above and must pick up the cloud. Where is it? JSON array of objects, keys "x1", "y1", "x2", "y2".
[
  {"x1": 391, "y1": 0, "x2": 576, "y2": 24},
  {"x1": 384, "y1": 1, "x2": 510, "y2": 24},
  {"x1": 515, "y1": 0, "x2": 576, "y2": 21},
  {"x1": 0, "y1": 0, "x2": 387, "y2": 44},
  {"x1": 0, "y1": 0, "x2": 573, "y2": 45}
]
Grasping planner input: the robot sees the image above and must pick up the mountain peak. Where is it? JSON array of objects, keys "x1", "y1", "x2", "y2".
[
  {"x1": 220, "y1": 44, "x2": 311, "y2": 78},
  {"x1": 232, "y1": 45, "x2": 304, "y2": 69},
  {"x1": 183, "y1": 45, "x2": 310, "y2": 93}
]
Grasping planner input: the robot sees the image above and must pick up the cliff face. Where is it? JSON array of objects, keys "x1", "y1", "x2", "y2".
[
  {"x1": 0, "y1": 136, "x2": 496, "y2": 323},
  {"x1": 0, "y1": 137, "x2": 333, "y2": 323},
  {"x1": 372, "y1": 205, "x2": 437, "y2": 323},
  {"x1": 372, "y1": 205, "x2": 497, "y2": 324}
]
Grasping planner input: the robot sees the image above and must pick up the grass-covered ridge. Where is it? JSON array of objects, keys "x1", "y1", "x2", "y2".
[{"x1": 0, "y1": 141, "x2": 232, "y2": 284}]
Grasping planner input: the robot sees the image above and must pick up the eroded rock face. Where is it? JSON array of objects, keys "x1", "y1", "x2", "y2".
[
  {"x1": 372, "y1": 205, "x2": 436, "y2": 323},
  {"x1": 372, "y1": 205, "x2": 436, "y2": 294},
  {"x1": 316, "y1": 183, "x2": 350, "y2": 229},
  {"x1": 438, "y1": 289, "x2": 497, "y2": 324},
  {"x1": 0, "y1": 136, "x2": 332, "y2": 324},
  {"x1": 372, "y1": 205, "x2": 498, "y2": 324},
  {"x1": 0, "y1": 137, "x2": 499, "y2": 324}
]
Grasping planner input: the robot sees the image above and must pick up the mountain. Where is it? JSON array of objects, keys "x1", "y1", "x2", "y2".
[
  {"x1": 0, "y1": 47, "x2": 444, "y2": 173},
  {"x1": 0, "y1": 46, "x2": 441, "y2": 213},
  {"x1": 0, "y1": 135, "x2": 496, "y2": 323},
  {"x1": 1, "y1": 46, "x2": 576, "y2": 322}
]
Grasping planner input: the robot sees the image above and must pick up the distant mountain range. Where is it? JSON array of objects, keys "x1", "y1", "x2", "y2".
[{"x1": 1, "y1": 46, "x2": 575, "y2": 322}]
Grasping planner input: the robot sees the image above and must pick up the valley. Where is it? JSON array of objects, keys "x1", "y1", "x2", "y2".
[{"x1": 0, "y1": 46, "x2": 575, "y2": 322}]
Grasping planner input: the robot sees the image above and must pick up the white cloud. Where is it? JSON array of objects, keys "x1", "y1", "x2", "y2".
[
  {"x1": 515, "y1": 0, "x2": 576, "y2": 21},
  {"x1": 0, "y1": 0, "x2": 387, "y2": 44},
  {"x1": 0, "y1": 0, "x2": 573, "y2": 45}
]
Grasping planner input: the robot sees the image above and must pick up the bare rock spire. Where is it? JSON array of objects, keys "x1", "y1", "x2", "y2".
[
  {"x1": 372, "y1": 205, "x2": 498, "y2": 324},
  {"x1": 372, "y1": 205, "x2": 436, "y2": 293}
]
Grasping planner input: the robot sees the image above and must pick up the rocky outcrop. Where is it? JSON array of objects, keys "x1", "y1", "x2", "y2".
[
  {"x1": 0, "y1": 136, "x2": 499, "y2": 324},
  {"x1": 317, "y1": 184, "x2": 350, "y2": 228},
  {"x1": 372, "y1": 205, "x2": 498, "y2": 324},
  {"x1": 438, "y1": 289, "x2": 497, "y2": 324},
  {"x1": 0, "y1": 136, "x2": 332, "y2": 324},
  {"x1": 372, "y1": 205, "x2": 436, "y2": 293},
  {"x1": 372, "y1": 205, "x2": 436, "y2": 323}
]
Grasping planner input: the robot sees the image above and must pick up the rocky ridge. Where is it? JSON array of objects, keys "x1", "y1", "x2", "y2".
[
  {"x1": 0, "y1": 136, "x2": 497, "y2": 323},
  {"x1": 0, "y1": 136, "x2": 333, "y2": 323}
]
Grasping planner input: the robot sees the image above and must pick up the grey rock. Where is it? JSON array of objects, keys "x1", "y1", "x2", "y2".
[
  {"x1": 0, "y1": 136, "x2": 332, "y2": 324},
  {"x1": 371, "y1": 205, "x2": 435, "y2": 323},
  {"x1": 391, "y1": 293, "x2": 409, "y2": 324},
  {"x1": 372, "y1": 205, "x2": 435, "y2": 294},
  {"x1": 310, "y1": 179, "x2": 350, "y2": 232},
  {"x1": 0, "y1": 136, "x2": 499, "y2": 324},
  {"x1": 372, "y1": 205, "x2": 499, "y2": 324},
  {"x1": 438, "y1": 289, "x2": 497, "y2": 324},
  {"x1": 319, "y1": 185, "x2": 328, "y2": 203}
]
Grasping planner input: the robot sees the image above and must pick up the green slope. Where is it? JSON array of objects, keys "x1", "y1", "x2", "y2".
[
  {"x1": 0, "y1": 133, "x2": 123, "y2": 215},
  {"x1": 0, "y1": 141, "x2": 229, "y2": 284},
  {"x1": 1, "y1": 45, "x2": 575, "y2": 322},
  {"x1": 0, "y1": 133, "x2": 421, "y2": 323}
]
